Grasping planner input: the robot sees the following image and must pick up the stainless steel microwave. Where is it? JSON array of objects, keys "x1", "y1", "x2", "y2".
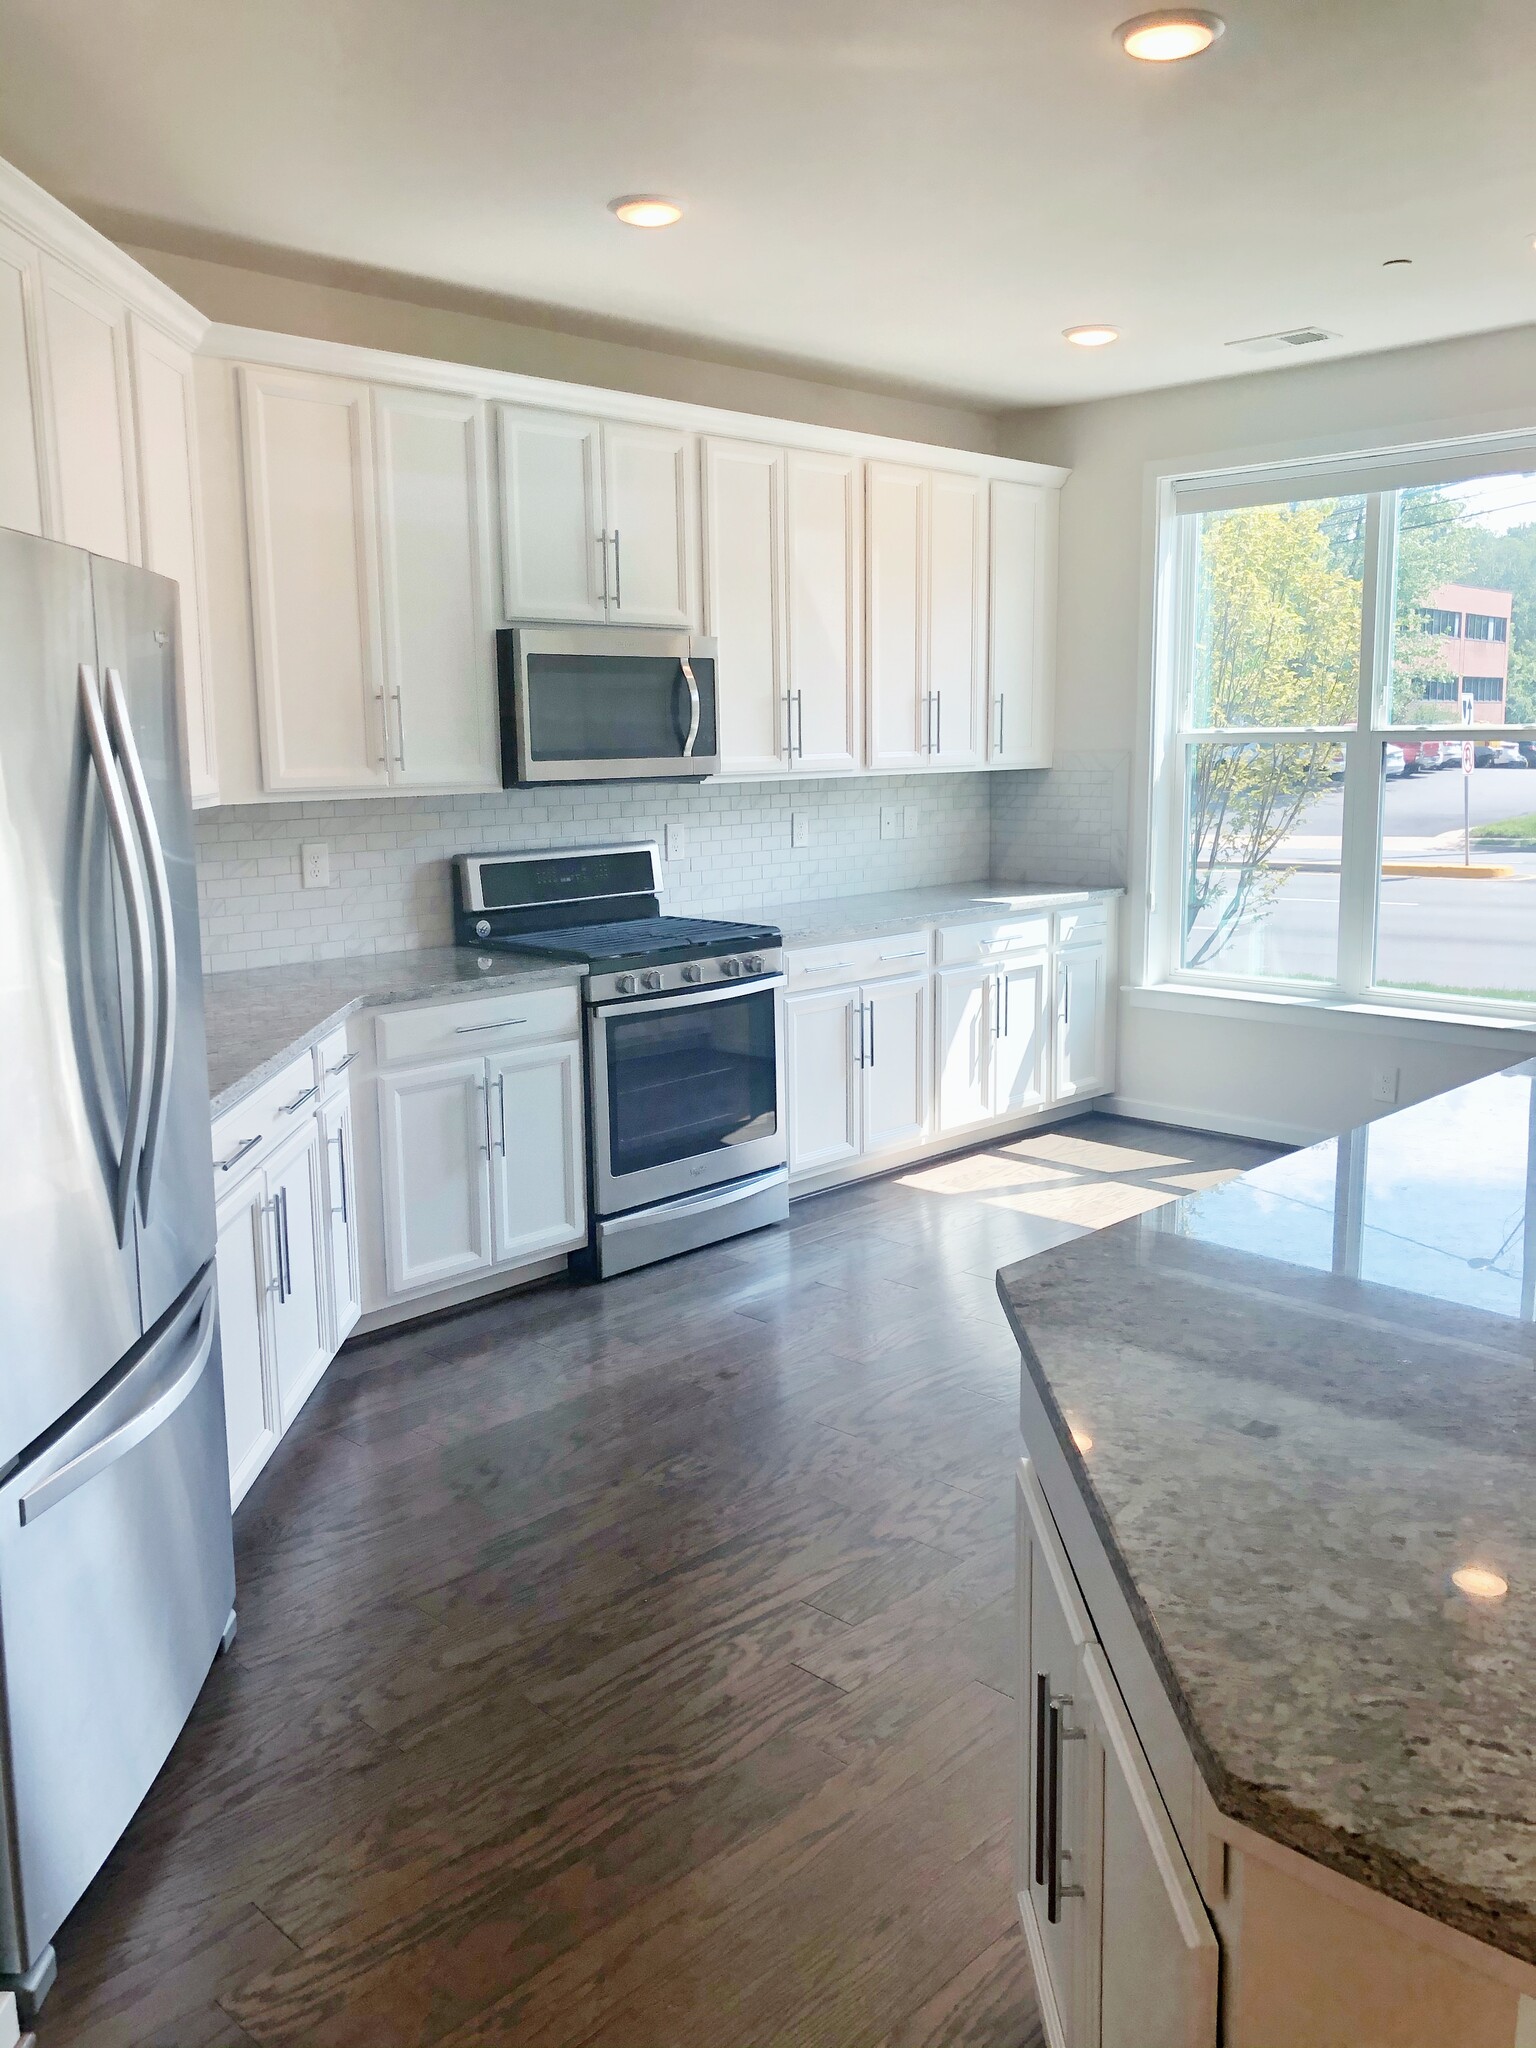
[{"x1": 497, "y1": 626, "x2": 720, "y2": 784}]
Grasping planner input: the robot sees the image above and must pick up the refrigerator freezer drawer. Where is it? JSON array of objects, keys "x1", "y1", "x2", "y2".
[{"x1": 0, "y1": 1268, "x2": 234, "y2": 1973}]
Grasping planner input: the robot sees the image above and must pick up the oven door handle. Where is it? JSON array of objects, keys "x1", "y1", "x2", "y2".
[{"x1": 590, "y1": 970, "x2": 785, "y2": 1023}]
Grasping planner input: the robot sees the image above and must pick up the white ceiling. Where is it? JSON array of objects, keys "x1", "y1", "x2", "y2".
[{"x1": 2, "y1": 0, "x2": 1534, "y2": 408}]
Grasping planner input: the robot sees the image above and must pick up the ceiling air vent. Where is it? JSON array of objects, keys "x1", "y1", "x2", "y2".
[{"x1": 1226, "y1": 327, "x2": 1339, "y2": 355}]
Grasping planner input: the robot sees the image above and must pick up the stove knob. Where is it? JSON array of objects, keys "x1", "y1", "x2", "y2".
[
  {"x1": 640, "y1": 969, "x2": 663, "y2": 992},
  {"x1": 743, "y1": 954, "x2": 764, "y2": 974},
  {"x1": 680, "y1": 962, "x2": 703, "y2": 983},
  {"x1": 719, "y1": 957, "x2": 742, "y2": 978},
  {"x1": 616, "y1": 973, "x2": 636, "y2": 995},
  {"x1": 474, "y1": 919, "x2": 491, "y2": 940}
]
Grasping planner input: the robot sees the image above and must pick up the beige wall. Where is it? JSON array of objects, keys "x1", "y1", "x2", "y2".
[
  {"x1": 122, "y1": 241, "x2": 1000, "y2": 453},
  {"x1": 997, "y1": 323, "x2": 1536, "y2": 1140}
]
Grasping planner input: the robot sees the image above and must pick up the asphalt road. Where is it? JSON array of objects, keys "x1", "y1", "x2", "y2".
[{"x1": 1294, "y1": 761, "x2": 1536, "y2": 842}]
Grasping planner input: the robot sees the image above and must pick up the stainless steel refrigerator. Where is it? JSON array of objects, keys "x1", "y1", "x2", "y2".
[{"x1": 0, "y1": 527, "x2": 234, "y2": 2016}]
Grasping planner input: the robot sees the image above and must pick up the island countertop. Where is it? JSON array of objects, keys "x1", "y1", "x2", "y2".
[{"x1": 998, "y1": 1062, "x2": 1536, "y2": 1966}]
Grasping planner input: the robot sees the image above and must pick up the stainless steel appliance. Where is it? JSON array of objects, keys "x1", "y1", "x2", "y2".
[
  {"x1": 0, "y1": 528, "x2": 234, "y2": 2017},
  {"x1": 497, "y1": 626, "x2": 720, "y2": 784},
  {"x1": 454, "y1": 845, "x2": 787, "y2": 1275}
]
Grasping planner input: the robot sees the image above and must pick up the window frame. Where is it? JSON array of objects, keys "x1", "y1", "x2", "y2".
[{"x1": 1147, "y1": 435, "x2": 1536, "y2": 1025}]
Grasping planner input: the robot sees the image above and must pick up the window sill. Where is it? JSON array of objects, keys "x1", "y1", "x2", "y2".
[{"x1": 1127, "y1": 981, "x2": 1536, "y2": 1051}]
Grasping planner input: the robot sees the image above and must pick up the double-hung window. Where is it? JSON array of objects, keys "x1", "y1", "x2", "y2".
[{"x1": 1152, "y1": 445, "x2": 1536, "y2": 1018}]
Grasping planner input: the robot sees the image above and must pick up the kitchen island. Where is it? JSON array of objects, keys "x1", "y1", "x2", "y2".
[{"x1": 1000, "y1": 1062, "x2": 1536, "y2": 2048}]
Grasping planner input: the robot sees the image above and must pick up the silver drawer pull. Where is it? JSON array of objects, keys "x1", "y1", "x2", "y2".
[
  {"x1": 799, "y1": 960, "x2": 853, "y2": 975},
  {"x1": 326, "y1": 1051, "x2": 359, "y2": 1075},
  {"x1": 880, "y1": 950, "x2": 925, "y2": 961},
  {"x1": 456, "y1": 1016, "x2": 528, "y2": 1033},
  {"x1": 279, "y1": 1085, "x2": 318, "y2": 1115},
  {"x1": 216, "y1": 1133, "x2": 262, "y2": 1173}
]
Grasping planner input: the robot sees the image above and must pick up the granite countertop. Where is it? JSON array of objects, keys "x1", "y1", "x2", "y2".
[
  {"x1": 997, "y1": 1062, "x2": 1536, "y2": 1965},
  {"x1": 202, "y1": 950, "x2": 585, "y2": 1118},
  {"x1": 745, "y1": 880, "x2": 1120, "y2": 949}
]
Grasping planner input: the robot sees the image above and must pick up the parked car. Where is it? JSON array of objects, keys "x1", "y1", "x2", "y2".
[
  {"x1": 1383, "y1": 744, "x2": 1406, "y2": 779},
  {"x1": 1400, "y1": 738, "x2": 1448, "y2": 774},
  {"x1": 1474, "y1": 742, "x2": 1526, "y2": 767}
]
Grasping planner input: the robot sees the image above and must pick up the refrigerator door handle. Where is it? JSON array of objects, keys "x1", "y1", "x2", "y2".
[
  {"x1": 17, "y1": 1271, "x2": 217, "y2": 1526},
  {"x1": 104, "y1": 665, "x2": 176, "y2": 1222},
  {"x1": 79, "y1": 664, "x2": 154, "y2": 1248}
]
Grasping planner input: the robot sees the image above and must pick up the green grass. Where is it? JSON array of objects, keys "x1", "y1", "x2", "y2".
[
  {"x1": 1472, "y1": 815, "x2": 1536, "y2": 845},
  {"x1": 1387, "y1": 980, "x2": 1536, "y2": 1005}
]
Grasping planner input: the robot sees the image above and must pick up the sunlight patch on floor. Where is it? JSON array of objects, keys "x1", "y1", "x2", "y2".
[
  {"x1": 897, "y1": 1154, "x2": 1077, "y2": 1195},
  {"x1": 1001, "y1": 1132, "x2": 1199, "y2": 1174}
]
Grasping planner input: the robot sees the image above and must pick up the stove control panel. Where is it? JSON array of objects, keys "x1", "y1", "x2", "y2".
[{"x1": 587, "y1": 945, "x2": 783, "y2": 1007}]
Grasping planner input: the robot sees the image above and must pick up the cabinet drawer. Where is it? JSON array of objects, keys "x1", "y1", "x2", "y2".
[
  {"x1": 375, "y1": 984, "x2": 580, "y2": 1065},
  {"x1": 210, "y1": 1050, "x2": 320, "y2": 1186},
  {"x1": 786, "y1": 929, "x2": 929, "y2": 992},
  {"x1": 314, "y1": 1024, "x2": 359, "y2": 1098},
  {"x1": 1055, "y1": 901, "x2": 1109, "y2": 947},
  {"x1": 936, "y1": 915, "x2": 1051, "y2": 965}
]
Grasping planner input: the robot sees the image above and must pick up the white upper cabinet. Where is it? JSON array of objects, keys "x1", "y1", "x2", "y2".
[
  {"x1": 497, "y1": 405, "x2": 606, "y2": 621},
  {"x1": 239, "y1": 365, "x2": 389, "y2": 793},
  {"x1": 926, "y1": 470, "x2": 987, "y2": 767},
  {"x1": 602, "y1": 419, "x2": 694, "y2": 626},
  {"x1": 496, "y1": 405, "x2": 695, "y2": 627},
  {"x1": 785, "y1": 448, "x2": 860, "y2": 774},
  {"x1": 39, "y1": 255, "x2": 139, "y2": 564},
  {"x1": 130, "y1": 317, "x2": 218, "y2": 804},
  {"x1": 0, "y1": 220, "x2": 46, "y2": 537},
  {"x1": 866, "y1": 462, "x2": 926, "y2": 770},
  {"x1": 374, "y1": 385, "x2": 498, "y2": 790},
  {"x1": 704, "y1": 436, "x2": 786, "y2": 776},
  {"x1": 990, "y1": 478, "x2": 1056, "y2": 768}
]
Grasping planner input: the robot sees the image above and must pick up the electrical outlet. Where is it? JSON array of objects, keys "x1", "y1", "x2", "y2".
[
  {"x1": 1372, "y1": 1066, "x2": 1400, "y2": 1105},
  {"x1": 665, "y1": 821, "x2": 687, "y2": 861},
  {"x1": 903, "y1": 805, "x2": 920, "y2": 840},
  {"x1": 300, "y1": 842, "x2": 330, "y2": 890},
  {"x1": 790, "y1": 810, "x2": 810, "y2": 849},
  {"x1": 879, "y1": 804, "x2": 900, "y2": 841}
]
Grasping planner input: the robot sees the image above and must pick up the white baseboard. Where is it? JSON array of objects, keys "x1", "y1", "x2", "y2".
[{"x1": 1106, "y1": 1093, "x2": 1324, "y2": 1150}]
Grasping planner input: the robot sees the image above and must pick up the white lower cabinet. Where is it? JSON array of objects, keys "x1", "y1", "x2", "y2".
[
  {"x1": 264, "y1": 1120, "x2": 330, "y2": 1430},
  {"x1": 322, "y1": 1095, "x2": 363, "y2": 1346},
  {"x1": 215, "y1": 1176, "x2": 279, "y2": 1509},
  {"x1": 937, "y1": 954, "x2": 1049, "y2": 1133},
  {"x1": 1055, "y1": 940, "x2": 1109, "y2": 1102},
  {"x1": 1018, "y1": 1461, "x2": 1218, "y2": 2048},
  {"x1": 786, "y1": 971, "x2": 929, "y2": 1177},
  {"x1": 377, "y1": 1033, "x2": 587, "y2": 1304}
]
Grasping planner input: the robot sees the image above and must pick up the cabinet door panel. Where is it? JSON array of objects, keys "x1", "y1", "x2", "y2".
[
  {"x1": 215, "y1": 1178, "x2": 278, "y2": 1508},
  {"x1": 40, "y1": 256, "x2": 137, "y2": 563},
  {"x1": 996, "y1": 955, "x2": 1049, "y2": 1116},
  {"x1": 1056, "y1": 943, "x2": 1108, "y2": 1101},
  {"x1": 785, "y1": 448, "x2": 860, "y2": 774},
  {"x1": 497, "y1": 405, "x2": 606, "y2": 621},
  {"x1": 862, "y1": 972, "x2": 928, "y2": 1155},
  {"x1": 866, "y1": 462, "x2": 925, "y2": 769},
  {"x1": 267, "y1": 1124, "x2": 330, "y2": 1430},
  {"x1": 488, "y1": 1041, "x2": 587, "y2": 1265},
  {"x1": 0, "y1": 222, "x2": 46, "y2": 537},
  {"x1": 786, "y1": 988, "x2": 860, "y2": 1174},
  {"x1": 1084, "y1": 1645, "x2": 1218, "y2": 2048},
  {"x1": 603, "y1": 421, "x2": 694, "y2": 626},
  {"x1": 927, "y1": 470, "x2": 986, "y2": 766},
  {"x1": 130, "y1": 318, "x2": 218, "y2": 803},
  {"x1": 239, "y1": 366, "x2": 387, "y2": 791},
  {"x1": 322, "y1": 1097, "x2": 362, "y2": 1346},
  {"x1": 990, "y1": 478, "x2": 1054, "y2": 767},
  {"x1": 375, "y1": 386, "x2": 498, "y2": 788},
  {"x1": 377, "y1": 1059, "x2": 492, "y2": 1296},
  {"x1": 703, "y1": 437, "x2": 785, "y2": 776},
  {"x1": 936, "y1": 965, "x2": 993, "y2": 1133}
]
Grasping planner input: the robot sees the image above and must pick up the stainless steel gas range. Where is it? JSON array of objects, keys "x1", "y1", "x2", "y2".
[{"x1": 453, "y1": 844, "x2": 787, "y2": 1277}]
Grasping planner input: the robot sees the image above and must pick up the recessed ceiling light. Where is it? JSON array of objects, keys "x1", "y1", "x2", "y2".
[
  {"x1": 1115, "y1": 9, "x2": 1225, "y2": 60},
  {"x1": 1451, "y1": 1565, "x2": 1508, "y2": 1601},
  {"x1": 608, "y1": 196, "x2": 683, "y2": 229},
  {"x1": 1063, "y1": 324, "x2": 1120, "y2": 348}
]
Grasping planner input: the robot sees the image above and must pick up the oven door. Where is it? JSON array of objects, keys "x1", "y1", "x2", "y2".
[{"x1": 589, "y1": 975, "x2": 786, "y2": 1214}]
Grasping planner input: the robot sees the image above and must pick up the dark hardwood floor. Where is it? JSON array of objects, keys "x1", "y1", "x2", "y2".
[{"x1": 40, "y1": 1115, "x2": 1276, "y2": 2048}]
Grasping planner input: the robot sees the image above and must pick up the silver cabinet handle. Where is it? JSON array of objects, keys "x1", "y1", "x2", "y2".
[
  {"x1": 479, "y1": 1079, "x2": 491, "y2": 1157},
  {"x1": 853, "y1": 1000, "x2": 865, "y2": 1070},
  {"x1": 217, "y1": 1133, "x2": 262, "y2": 1174},
  {"x1": 865, "y1": 999, "x2": 875, "y2": 1068},
  {"x1": 330, "y1": 1123, "x2": 350, "y2": 1225},
  {"x1": 1062, "y1": 972, "x2": 1071, "y2": 1028},
  {"x1": 991, "y1": 975, "x2": 1002, "y2": 1040},
  {"x1": 280, "y1": 1084, "x2": 318, "y2": 1115},
  {"x1": 104, "y1": 666, "x2": 176, "y2": 1223},
  {"x1": 783, "y1": 690, "x2": 794, "y2": 760},
  {"x1": 391, "y1": 685, "x2": 406, "y2": 770},
  {"x1": 798, "y1": 960, "x2": 853, "y2": 975},
  {"x1": 934, "y1": 688, "x2": 942, "y2": 755},
  {"x1": 680, "y1": 657, "x2": 701, "y2": 759},
  {"x1": 1033, "y1": 1674, "x2": 1050, "y2": 1886},
  {"x1": 496, "y1": 1072, "x2": 507, "y2": 1155},
  {"x1": 19, "y1": 1277, "x2": 217, "y2": 1526},
  {"x1": 268, "y1": 1195, "x2": 285, "y2": 1304},
  {"x1": 611, "y1": 528, "x2": 622, "y2": 609},
  {"x1": 1046, "y1": 1693, "x2": 1087, "y2": 1924},
  {"x1": 597, "y1": 531, "x2": 611, "y2": 606},
  {"x1": 279, "y1": 1185, "x2": 293, "y2": 1301},
  {"x1": 327, "y1": 1050, "x2": 359, "y2": 1075},
  {"x1": 794, "y1": 688, "x2": 804, "y2": 760},
  {"x1": 456, "y1": 1017, "x2": 527, "y2": 1033},
  {"x1": 995, "y1": 696, "x2": 1006, "y2": 756},
  {"x1": 79, "y1": 664, "x2": 153, "y2": 1248}
]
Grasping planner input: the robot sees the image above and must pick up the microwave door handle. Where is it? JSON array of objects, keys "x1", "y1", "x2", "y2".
[{"x1": 680, "y1": 658, "x2": 701, "y2": 759}]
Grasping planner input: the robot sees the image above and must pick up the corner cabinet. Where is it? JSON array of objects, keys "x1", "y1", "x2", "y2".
[{"x1": 1017, "y1": 1459, "x2": 1219, "y2": 2048}]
